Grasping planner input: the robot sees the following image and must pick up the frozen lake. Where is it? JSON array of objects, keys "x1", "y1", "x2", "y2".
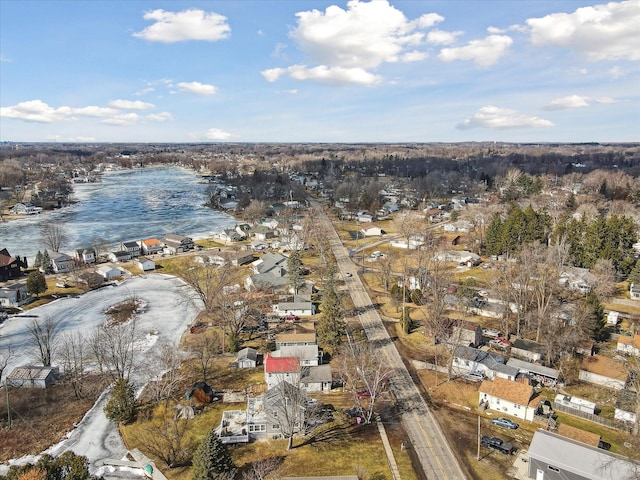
[{"x1": 0, "y1": 167, "x2": 236, "y2": 262}]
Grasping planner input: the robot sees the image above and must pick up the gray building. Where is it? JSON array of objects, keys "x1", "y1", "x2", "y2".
[{"x1": 527, "y1": 429, "x2": 638, "y2": 480}]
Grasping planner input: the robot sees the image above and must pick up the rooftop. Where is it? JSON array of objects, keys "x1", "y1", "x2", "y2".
[{"x1": 479, "y1": 377, "x2": 534, "y2": 406}]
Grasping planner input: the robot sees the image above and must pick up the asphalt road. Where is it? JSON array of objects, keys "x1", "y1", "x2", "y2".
[{"x1": 321, "y1": 214, "x2": 467, "y2": 480}]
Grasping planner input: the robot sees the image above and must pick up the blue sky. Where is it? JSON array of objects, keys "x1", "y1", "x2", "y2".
[{"x1": 1, "y1": 0, "x2": 638, "y2": 143}]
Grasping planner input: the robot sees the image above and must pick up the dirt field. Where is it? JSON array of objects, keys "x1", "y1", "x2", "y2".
[{"x1": 0, "y1": 375, "x2": 108, "y2": 462}]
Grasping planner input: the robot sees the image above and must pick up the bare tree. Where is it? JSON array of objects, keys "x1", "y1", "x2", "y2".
[
  {"x1": 335, "y1": 342, "x2": 393, "y2": 424},
  {"x1": 40, "y1": 222, "x2": 69, "y2": 252},
  {"x1": 28, "y1": 316, "x2": 59, "y2": 366},
  {"x1": 143, "y1": 340, "x2": 188, "y2": 405},
  {"x1": 0, "y1": 345, "x2": 15, "y2": 382},
  {"x1": 180, "y1": 258, "x2": 235, "y2": 313},
  {"x1": 265, "y1": 376, "x2": 308, "y2": 451},
  {"x1": 188, "y1": 331, "x2": 222, "y2": 383},
  {"x1": 241, "y1": 456, "x2": 283, "y2": 480},
  {"x1": 590, "y1": 258, "x2": 617, "y2": 301},
  {"x1": 58, "y1": 331, "x2": 88, "y2": 398},
  {"x1": 134, "y1": 407, "x2": 195, "y2": 467},
  {"x1": 90, "y1": 319, "x2": 138, "y2": 381}
]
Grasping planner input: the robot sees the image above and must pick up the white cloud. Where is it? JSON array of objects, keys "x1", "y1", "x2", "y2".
[
  {"x1": 401, "y1": 50, "x2": 428, "y2": 62},
  {"x1": 266, "y1": 0, "x2": 441, "y2": 85},
  {"x1": 146, "y1": 112, "x2": 174, "y2": 121},
  {"x1": 205, "y1": 128, "x2": 233, "y2": 140},
  {"x1": 457, "y1": 105, "x2": 553, "y2": 130},
  {"x1": 136, "y1": 87, "x2": 155, "y2": 96},
  {"x1": 44, "y1": 134, "x2": 96, "y2": 142},
  {"x1": 544, "y1": 95, "x2": 591, "y2": 110},
  {"x1": 439, "y1": 34, "x2": 512, "y2": 67},
  {"x1": 109, "y1": 99, "x2": 155, "y2": 110},
  {"x1": 526, "y1": 0, "x2": 640, "y2": 61},
  {"x1": 262, "y1": 65, "x2": 381, "y2": 86},
  {"x1": 609, "y1": 66, "x2": 623, "y2": 78},
  {"x1": 177, "y1": 81, "x2": 218, "y2": 96},
  {"x1": 0, "y1": 55, "x2": 12, "y2": 63},
  {"x1": 0, "y1": 100, "x2": 72, "y2": 123},
  {"x1": 102, "y1": 113, "x2": 139, "y2": 126},
  {"x1": 426, "y1": 29, "x2": 462, "y2": 45},
  {"x1": 72, "y1": 106, "x2": 119, "y2": 117},
  {"x1": 132, "y1": 9, "x2": 230, "y2": 43}
]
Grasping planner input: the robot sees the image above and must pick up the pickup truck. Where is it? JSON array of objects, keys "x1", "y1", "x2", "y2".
[{"x1": 481, "y1": 436, "x2": 515, "y2": 454}]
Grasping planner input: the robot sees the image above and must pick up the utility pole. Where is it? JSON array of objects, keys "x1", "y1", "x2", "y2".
[
  {"x1": 5, "y1": 379, "x2": 11, "y2": 429},
  {"x1": 477, "y1": 416, "x2": 481, "y2": 460}
]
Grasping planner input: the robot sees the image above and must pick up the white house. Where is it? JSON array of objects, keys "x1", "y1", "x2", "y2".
[
  {"x1": 74, "y1": 248, "x2": 96, "y2": 264},
  {"x1": 617, "y1": 334, "x2": 640, "y2": 356},
  {"x1": 136, "y1": 257, "x2": 155, "y2": 272},
  {"x1": 554, "y1": 394, "x2": 596, "y2": 415},
  {"x1": 478, "y1": 376, "x2": 544, "y2": 422},
  {"x1": 50, "y1": 252, "x2": 75, "y2": 273},
  {"x1": 614, "y1": 390, "x2": 637, "y2": 425},
  {"x1": 360, "y1": 225, "x2": 384, "y2": 237},
  {"x1": 9, "y1": 202, "x2": 42, "y2": 215},
  {"x1": 301, "y1": 365, "x2": 332, "y2": 392},
  {"x1": 272, "y1": 298, "x2": 316, "y2": 317},
  {"x1": 452, "y1": 346, "x2": 518, "y2": 381},
  {"x1": 630, "y1": 283, "x2": 640, "y2": 300},
  {"x1": 120, "y1": 241, "x2": 141, "y2": 257},
  {"x1": 264, "y1": 354, "x2": 301, "y2": 390},
  {"x1": 138, "y1": 237, "x2": 163, "y2": 255},
  {"x1": 0, "y1": 283, "x2": 30, "y2": 307},
  {"x1": 236, "y1": 347, "x2": 258, "y2": 369},
  {"x1": 510, "y1": 338, "x2": 544, "y2": 363},
  {"x1": 97, "y1": 265, "x2": 122, "y2": 281},
  {"x1": 579, "y1": 355, "x2": 630, "y2": 390},
  {"x1": 272, "y1": 345, "x2": 320, "y2": 367}
]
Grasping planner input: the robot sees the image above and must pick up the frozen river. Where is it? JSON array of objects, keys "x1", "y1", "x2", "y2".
[{"x1": 0, "y1": 166, "x2": 236, "y2": 262}]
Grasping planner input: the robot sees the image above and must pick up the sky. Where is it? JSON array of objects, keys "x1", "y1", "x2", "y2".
[{"x1": 0, "y1": 0, "x2": 638, "y2": 144}]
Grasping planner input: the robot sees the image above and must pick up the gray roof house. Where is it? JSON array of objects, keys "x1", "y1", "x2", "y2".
[
  {"x1": 452, "y1": 345, "x2": 518, "y2": 381},
  {"x1": 527, "y1": 429, "x2": 638, "y2": 480},
  {"x1": 50, "y1": 252, "x2": 75, "y2": 273},
  {"x1": 511, "y1": 338, "x2": 545, "y2": 362},
  {"x1": 245, "y1": 252, "x2": 290, "y2": 291},
  {"x1": 6, "y1": 365, "x2": 57, "y2": 388}
]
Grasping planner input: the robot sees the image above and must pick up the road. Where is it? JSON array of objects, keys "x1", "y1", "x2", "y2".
[{"x1": 321, "y1": 214, "x2": 467, "y2": 480}]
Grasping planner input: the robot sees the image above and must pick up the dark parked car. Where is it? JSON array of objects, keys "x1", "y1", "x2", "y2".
[
  {"x1": 481, "y1": 436, "x2": 515, "y2": 454},
  {"x1": 492, "y1": 417, "x2": 519, "y2": 429}
]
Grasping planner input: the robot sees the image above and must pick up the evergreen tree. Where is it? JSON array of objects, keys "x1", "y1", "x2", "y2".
[
  {"x1": 317, "y1": 281, "x2": 345, "y2": 356},
  {"x1": 33, "y1": 251, "x2": 43, "y2": 270},
  {"x1": 585, "y1": 293, "x2": 606, "y2": 341},
  {"x1": 104, "y1": 379, "x2": 137, "y2": 424},
  {"x1": 287, "y1": 251, "x2": 304, "y2": 294},
  {"x1": 26, "y1": 270, "x2": 47, "y2": 298},
  {"x1": 484, "y1": 212, "x2": 503, "y2": 256},
  {"x1": 192, "y1": 428, "x2": 235, "y2": 480},
  {"x1": 400, "y1": 308, "x2": 411, "y2": 334},
  {"x1": 629, "y1": 260, "x2": 640, "y2": 285},
  {"x1": 565, "y1": 192, "x2": 577, "y2": 212},
  {"x1": 41, "y1": 250, "x2": 51, "y2": 272}
]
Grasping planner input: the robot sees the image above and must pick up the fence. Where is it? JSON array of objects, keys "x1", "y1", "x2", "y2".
[{"x1": 551, "y1": 401, "x2": 621, "y2": 430}]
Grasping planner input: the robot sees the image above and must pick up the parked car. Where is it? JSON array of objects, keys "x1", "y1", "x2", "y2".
[
  {"x1": 482, "y1": 328, "x2": 501, "y2": 339},
  {"x1": 463, "y1": 372, "x2": 484, "y2": 382},
  {"x1": 492, "y1": 417, "x2": 519, "y2": 429},
  {"x1": 345, "y1": 272, "x2": 352, "y2": 277},
  {"x1": 490, "y1": 337, "x2": 511, "y2": 349},
  {"x1": 481, "y1": 436, "x2": 515, "y2": 454},
  {"x1": 357, "y1": 390, "x2": 371, "y2": 398}
]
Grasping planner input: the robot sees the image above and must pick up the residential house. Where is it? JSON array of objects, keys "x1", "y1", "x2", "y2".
[
  {"x1": 607, "y1": 310, "x2": 620, "y2": 326},
  {"x1": 138, "y1": 237, "x2": 163, "y2": 255},
  {"x1": 236, "y1": 347, "x2": 258, "y2": 369},
  {"x1": 9, "y1": 202, "x2": 42, "y2": 215},
  {"x1": 278, "y1": 232, "x2": 304, "y2": 252},
  {"x1": 219, "y1": 396, "x2": 266, "y2": 444},
  {"x1": 630, "y1": 283, "x2": 640, "y2": 300},
  {"x1": 75, "y1": 270, "x2": 104, "y2": 289},
  {"x1": 6, "y1": 365, "x2": 56, "y2": 388},
  {"x1": 207, "y1": 251, "x2": 255, "y2": 267},
  {"x1": 215, "y1": 228, "x2": 246, "y2": 243},
  {"x1": 108, "y1": 250, "x2": 131, "y2": 263},
  {"x1": 433, "y1": 250, "x2": 481, "y2": 265},
  {"x1": 301, "y1": 365, "x2": 332, "y2": 392},
  {"x1": 443, "y1": 220, "x2": 474, "y2": 233},
  {"x1": 251, "y1": 225, "x2": 276, "y2": 241},
  {"x1": 556, "y1": 424, "x2": 601, "y2": 448},
  {"x1": 136, "y1": 257, "x2": 155, "y2": 272},
  {"x1": 506, "y1": 357, "x2": 560, "y2": 387},
  {"x1": 161, "y1": 234, "x2": 194, "y2": 253},
  {"x1": 527, "y1": 429, "x2": 637, "y2": 480},
  {"x1": 97, "y1": 265, "x2": 122, "y2": 281},
  {"x1": 478, "y1": 376, "x2": 544, "y2": 422},
  {"x1": 451, "y1": 321, "x2": 483, "y2": 348},
  {"x1": 264, "y1": 381, "x2": 307, "y2": 438},
  {"x1": 50, "y1": 252, "x2": 75, "y2": 273},
  {"x1": 0, "y1": 248, "x2": 27, "y2": 282},
  {"x1": 614, "y1": 389, "x2": 637, "y2": 425},
  {"x1": 357, "y1": 213, "x2": 374, "y2": 223},
  {"x1": 452, "y1": 346, "x2": 518, "y2": 381},
  {"x1": 250, "y1": 240, "x2": 269, "y2": 251},
  {"x1": 579, "y1": 355, "x2": 630, "y2": 390},
  {"x1": 0, "y1": 283, "x2": 30, "y2": 307},
  {"x1": 511, "y1": 338, "x2": 545, "y2": 363},
  {"x1": 245, "y1": 252, "x2": 290, "y2": 291},
  {"x1": 264, "y1": 354, "x2": 301, "y2": 390},
  {"x1": 120, "y1": 241, "x2": 141, "y2": 257},
  {"x1": 617, "y1": 334, "x2": 640, "y2": 357},
  {"x1": 74, "y1": 247, "x2": 96, "y2": 264},
  {"x1": 272, "y1": 345, "x2": 321, "y2": 367},
  {"x1": 275, "y1": 323, "x2": 317, "y2": 349},
  {"x1": 272, "y1": 295, "x2": 316, "y2": 318}
]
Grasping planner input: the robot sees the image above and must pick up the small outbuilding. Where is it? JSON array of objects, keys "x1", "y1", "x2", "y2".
[
  {"x1": 6, "y1": 365, "x2": 57, "y2": 388},
  {"x1": 236, "y1": 347, "x2": 258, "y2": 369},
  {"x1": 136, "y1": 257, "x2": 155, "y2": 272}
]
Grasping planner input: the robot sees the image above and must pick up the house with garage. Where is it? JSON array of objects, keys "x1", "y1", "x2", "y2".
[
  {"x1": 360, "y1": 224, "x2": 385, "y2": 238},
  {"x1": 272, "y1": 295, "x2": 316, "y2": 318},
  {"x1": 301, "y1": 364, "x2": 332, "y2": 392},
  {"x1": 0, "y1": 283, "x2": 30, "y2": 308},
  {"x1": 452, "y1": 346, "x2": 518, "y2": 381},
  {"x1": 108, "y1": 250, "x2": 131, "y2": 263},
  {"x1": 74, "y1": 247, "x2": 96, "y2": 264},
  {"x1": 478, "y1": 376, "x2": 544, "y2": 422},
  {"x1": 0, "y1": 248, "x2": 27, "y2": 282},
  {"x1": 9, "y1": 202, "x2": 42, "y2": 215},
  {"x1": 50, "y1": 252, "x2": 75, "y2": 273},
  {"x1": 120, "y1": 241, "x2": 141, "y2": 257},
  {"x1": 251, "y1": 225, "x2": 276, "y2": 241},
  {"x1": 161, "y1": 233, "x2": 194, "y2": 253},
  {"x1": 136, "y1": 257, "x2": 155, "y2": 272},
  {"x1": 244, "y1": 252, "x2": 290, "y2": 291},
  {"x1": 6, "y1": 365, "x2": 57, "y2": 388},
  {"x1": 579, "y1": 354, "x2": 630, "y2": 390},
  {"x1": 527, "y1": 429, "x2": 637, "y2": 480},
  {"x1": 138, "y1": 237, "x2": 163, "y2": 255},
  {"x1": 275, "y1": 323, "x2": 317, "y2": 349},
  {"x1": 617, "y1": 334, "x2": 640, "y2": 357}
]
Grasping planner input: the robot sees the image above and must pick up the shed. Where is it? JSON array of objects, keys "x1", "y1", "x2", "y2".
[
  {"x1": 237, "y1": 347, "x2": 258, "y2": 369},
  {"x1": 510, "y1": 338, "x2": 545, "y2": 362},
  {"x1": 136, "y1": 257, "x2": 155, "y2": 272},
  {"x1": 7, "y1": 365, "x2": 56, "y2": 388},
  {"x1": 554, "y1": 394, "x2": 596, "y2": 415}
]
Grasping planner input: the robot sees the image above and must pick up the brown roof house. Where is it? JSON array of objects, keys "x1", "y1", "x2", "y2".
[
  {"x1": 0, "y1": 248, "x2": 28, "y2": 282},
  {"x1": 579, "y1": 354, "x2": 630, "y2": 390},
  {"x1": 478, "y1": 376, "x2": 544, "y2": 422},
  {"x1": 7, "y1": 365, "x2": 57, "y2": 388}
]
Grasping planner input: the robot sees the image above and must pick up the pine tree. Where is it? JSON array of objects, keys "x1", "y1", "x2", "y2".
[
  {"x1": 192, "y1": 428, "x2": 235, "y2": 480},
  {"x1": 585, "y1": 293, "x2": 606, "y2": 341},
  {"x1": 317, "y1": 282, "x2": 345, "y2": 356},
  {"x1": 484, "y1": 212, "x2": 503, "y2": 256},
  {"x1": 287, "y1": 251, "x2": 304, "y2": 294},
  {"x1": 33, "y1": 251, "x2": 43, "y2": 270},
  {"x1": 41, "y1": 250, "x2": 51, "y2": 273},
  {"x1": 26, "y1": 270, "x2": 47, "y2": 298},
  {"x1": 104, "y1": 379, "x2": 137, "y2": 424}
]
